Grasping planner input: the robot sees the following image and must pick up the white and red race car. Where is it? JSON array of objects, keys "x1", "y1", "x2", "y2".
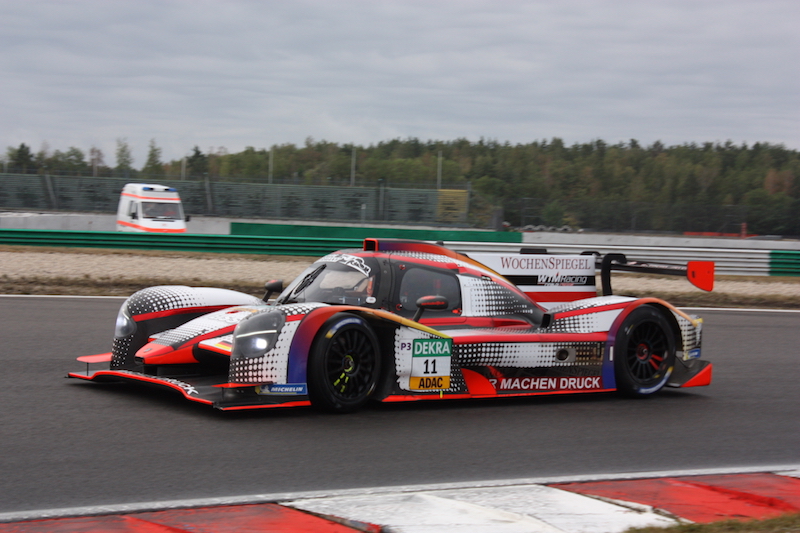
[{"x1": 70, "y1": 239, "x2": 714, "y2": 413}]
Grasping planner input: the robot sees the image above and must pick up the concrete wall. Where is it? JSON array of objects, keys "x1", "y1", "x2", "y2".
[{"x1": 0, "y1": 212, "x2": 233, "y2": 234}]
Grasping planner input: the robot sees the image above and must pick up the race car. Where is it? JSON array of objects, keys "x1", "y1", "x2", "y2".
[{"x1": 69, "y1": 238, "x2": 715, "y2": 413}]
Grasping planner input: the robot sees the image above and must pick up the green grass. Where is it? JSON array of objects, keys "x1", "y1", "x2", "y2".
[{"x1": 627, "y1": 513, "x2": 800, "y2": 533}]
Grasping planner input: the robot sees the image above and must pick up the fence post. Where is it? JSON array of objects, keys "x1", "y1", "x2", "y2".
[
  {"x1": 203, "y1": 174, "x2": 214, "y2": 214},
  {"x1": 43, "y1": 174, "x2": 58, "y2": 210}
]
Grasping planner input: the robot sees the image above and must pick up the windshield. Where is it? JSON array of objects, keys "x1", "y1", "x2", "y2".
[
  {"x1": 142, "y1": 202, "x2": 183, "y2": 220},
  {"x1": 278, "y1": 254, "x2": 380, "y2": 307}
]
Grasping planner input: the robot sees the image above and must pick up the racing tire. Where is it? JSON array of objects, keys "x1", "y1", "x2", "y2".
[
  {"x1": 614, "y1": 306, "x2": 676, "y2": 397},
  {"x1": 307, "y1": 313, "x2": 382, "y2": 413}
]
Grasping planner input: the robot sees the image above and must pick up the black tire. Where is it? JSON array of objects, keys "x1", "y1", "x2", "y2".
[
  {"x1": 614, "y1": 306, "x2": 676, "y2": 397},
  {"x1": 307, "y1": 313, "x2": 381, "y2": 413}
]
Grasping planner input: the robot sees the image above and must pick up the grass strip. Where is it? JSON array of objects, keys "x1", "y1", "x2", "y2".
[{"x1": 626, "y1": 512, "x2": 800, "y2": 533}]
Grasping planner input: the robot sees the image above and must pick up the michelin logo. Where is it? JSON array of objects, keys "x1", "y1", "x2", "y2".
[{"x1": 256, "y1": 383, "x2": 308, "y2": 395}]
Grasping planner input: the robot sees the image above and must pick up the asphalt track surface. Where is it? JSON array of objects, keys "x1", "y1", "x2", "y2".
[{"x1": 0, "y1": 297, "x2": 798, "y2": 514}]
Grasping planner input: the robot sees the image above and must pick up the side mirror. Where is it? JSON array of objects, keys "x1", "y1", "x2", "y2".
[
  {"x1": 262, "y1": 279, "x2": 284, "y2": 302},
  {"x1": 185, "y1": 214, "x2": 191, "y2": 222},
  {"x1": 130, "y1": 212, "x2": 138, "y2": 220},
  {"x1": 412, "y1": 295, "x2": 449, "y2": 322}
]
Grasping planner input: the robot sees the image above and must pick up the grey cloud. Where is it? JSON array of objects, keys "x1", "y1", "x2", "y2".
[{"x1": 0, "y1": 0, "x2": 797, "y2": 164}]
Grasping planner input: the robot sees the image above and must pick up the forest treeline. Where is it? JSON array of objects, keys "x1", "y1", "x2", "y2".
[{"x1": 4, "y1": 137, "x2": 800, "y2": 234}]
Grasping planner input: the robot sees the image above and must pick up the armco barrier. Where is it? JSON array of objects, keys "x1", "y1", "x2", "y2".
[
  {"x1": 770, "y1": 250, "x2": 800, "y2": 276},
  {"x1": 2, "y1": 228, "x2": 800, "y2": 276},
  {"x1": 0, "y1": 229, "x2": 361, "y2": 256}
]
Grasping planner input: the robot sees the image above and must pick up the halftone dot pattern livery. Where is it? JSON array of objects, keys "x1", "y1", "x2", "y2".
[
  {"x1": 459, "y1": 275, "x2": 538, "y2": 317},
  {"x1": 453, "y1": 339, "x2": 603, "y2": 368},
  {"x1": 124, "y1": 286, "x2": 263, "y2": 317},
  {"x1": 229, "y1": 320, "x2": 299, "y2": 384},
  {"x1": 111, "y1": 336, "x2": 135, "y2": 368},
  {"x1": 228, "y1": 303, "x2": 328, "y2": 384},
  {"x1": 111, "y1": 286, "x2": 264, "y2": 368},
  {"x1": 547, "y1": 295, "x2": 635, "y2": 316},
  {"x1": 391, "y1": 251, "x2": 503, "y2": 281},
  {"x1": 154, "y1": 307, "x2": 262, "y2": 347},
  {"x1": 543, "y1": 296, "x2": 635, "y2": 334},
  {"x1": 276, "y1": 302, "x2": 329, "y2": 318},
  {"x1": 676, "y1": 312, "x2": 702, "y2": 354}
]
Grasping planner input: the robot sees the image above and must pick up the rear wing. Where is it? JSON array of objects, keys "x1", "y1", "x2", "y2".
[
  {"x1": 466, "y1": 249, "x2": 714, "y2": 309},
  {"x1": 597, "y1": 253, "x2": 714, "y2": 295}
]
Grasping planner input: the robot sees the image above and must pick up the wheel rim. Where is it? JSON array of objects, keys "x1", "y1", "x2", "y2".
[
  {"x1": 325, "y1": 328, "x2": 377, "y2": 400},
  {"x1": 625, "y1": 321, "x2": 669, "y2": 383}
]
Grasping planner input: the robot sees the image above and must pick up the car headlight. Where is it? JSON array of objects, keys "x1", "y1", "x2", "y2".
[
  {"x1": 114, "y1": 305, "x2": 136, "y2": 338},
  {"x1": 232, "y1": 311, "x2": 286, "y2": 359}
]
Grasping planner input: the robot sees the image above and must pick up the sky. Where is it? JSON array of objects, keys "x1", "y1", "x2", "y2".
[{"x1": 1, "y1": 0, "x2": 798, "y2": 166}]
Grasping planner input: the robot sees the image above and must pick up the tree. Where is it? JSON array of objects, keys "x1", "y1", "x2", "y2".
[
  {"x1": 115, "y1": 138, "x2": 134, "y2": 178},
  {"x1": 10, "y1": 143, "x2": 35, "y2": 173},
  {"x1": 186, "y1": 146, "x2": 208, "y2": 177},
  {"x1": 89, "y1": 146, "x2": 105, "y2": 176},
  {"x1": 141, "y1": 139, "x2": 164, "y2": 177}
]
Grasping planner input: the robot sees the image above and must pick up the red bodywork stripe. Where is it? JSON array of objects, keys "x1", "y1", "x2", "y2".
[
  {"x1": 452, "y1": 332, "x2": 607, "y2": 344},
  {"x1": 137, "y1": 326, "x2": 237, "y2": 364},
  {"x1": 137, "y1": 343, "x2": 197, "y2": 365},
  {"x1": 217, "y1": 401, "x2": 313, "y2": 411},
  {"x1": 133, "y1": 305, "x2": 233, "y2": 322},
  {"x1": 381, "y1": 388, "x2": 615, "y2": 402},
  {"x1": 681, "y1": 363, "x2": 713, "y2": 388},
  {"x1": 67, "y1": 371, "x2": 214, "y2": 405},
  {"x1": 524, "y1": 291, "x2": 597, "y2": 302},
  {"x1": 552, "y1": 301, "x2": 630, "y2": 320},
  {"x1": 76, "y1": 353, "x2": 112, "y2": 363},
  {"x1": 461, "y1": 368, "x2": 497, "y2": 395}
]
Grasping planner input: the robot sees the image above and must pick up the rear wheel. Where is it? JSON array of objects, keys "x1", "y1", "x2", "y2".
[
  {"x1": 614, "y1": 306, "x2": 676, "y2": 397},
  {"x1": 307, "y1": 314, "x2": 381, "y2": 413}
]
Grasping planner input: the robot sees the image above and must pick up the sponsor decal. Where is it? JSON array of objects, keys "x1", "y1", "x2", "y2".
[
  {"x1": 412, "y1": 338, "x2": 452, "y2": 356},
  {"x1": 489, "y1": 375, "x2": 602, "y2": 391},
  {"x1": 410, "y1": 376, "x2": 450, "y2": 389},
  {"x1": 687, "y1": 348, "x2": 701, "y2": 360},
  {"x1": 118, "y1": 370, "x2": 198, "y2": 395},
  {"x1": 498, "y1": 256, "x2": 594, "y2": 272},
  {"x1": 410, "y1": 338, "x2": 452, "y2": 390},
  {"x1": 317, "y1": 253, "x2": 371, "y2": 276},
  {"x1": 536, "y1": 275, "x2": 589, "y2": 286},
  {"x1": 256, "y1": 383, "x2": 308, "y2": 395}
]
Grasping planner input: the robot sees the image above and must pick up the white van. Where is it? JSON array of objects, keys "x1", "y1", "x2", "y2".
[{"x1": 116, "y1": 183, "x2": 189, "y2": 233}]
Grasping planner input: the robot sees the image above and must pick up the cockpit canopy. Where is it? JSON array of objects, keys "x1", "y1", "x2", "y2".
[{"x1": 278, "y1": 253, "x2": 381, "y2": 307}]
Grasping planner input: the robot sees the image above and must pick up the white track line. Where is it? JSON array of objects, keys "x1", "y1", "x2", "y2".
[{"x1": 2, "y1": 463, "x2": 798, "y2": 523}]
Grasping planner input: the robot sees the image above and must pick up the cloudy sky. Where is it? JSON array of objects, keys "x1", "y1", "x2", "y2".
[{"x1": 1, "y1": 0, "x2": 798, "y2": 165}]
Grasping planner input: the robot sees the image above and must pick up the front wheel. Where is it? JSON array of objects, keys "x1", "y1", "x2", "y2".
[
  {"x1": 614, "y1": 306, "x2": 676, "y2": 397},
  {"x1": 307, "y1": 313, "x2": 381, "y2": 413}
]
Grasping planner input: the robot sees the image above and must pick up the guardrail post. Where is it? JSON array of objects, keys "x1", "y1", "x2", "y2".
[
  {"x1": 203, "y1": 174, "x2": 214, "y2": 214},
  {"x1": 42, "y1": 174, "x2": 58, "y2": 210}
]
